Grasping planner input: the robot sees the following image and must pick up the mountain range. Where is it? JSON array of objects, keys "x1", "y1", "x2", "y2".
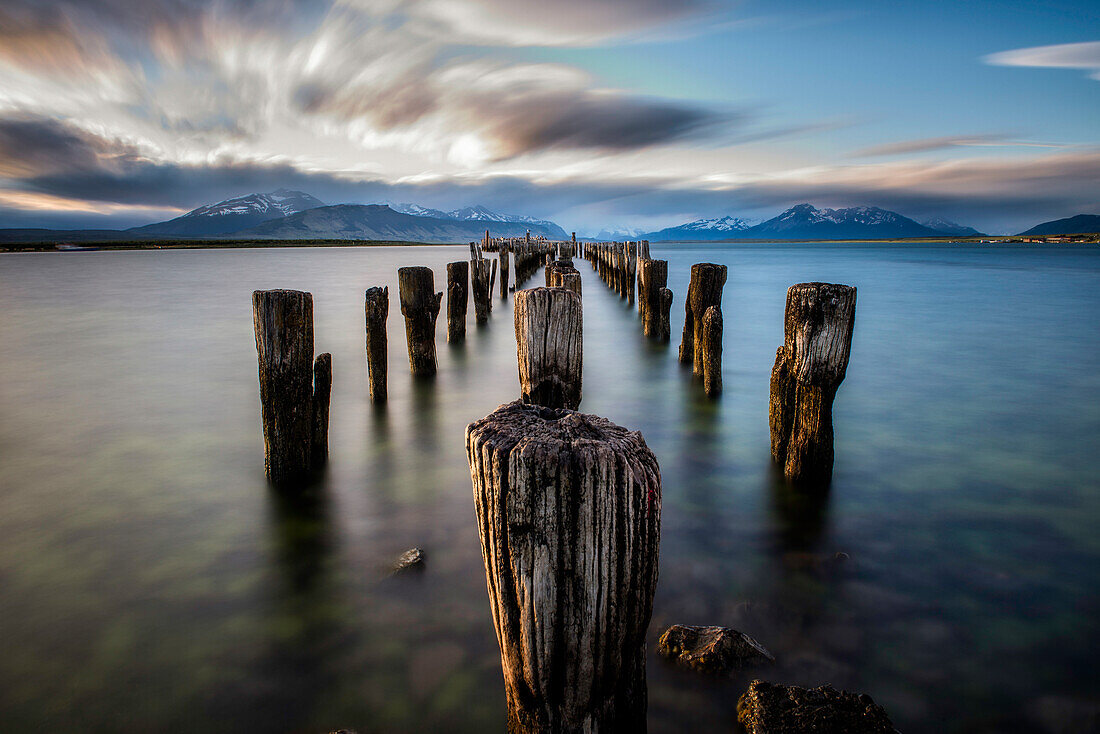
[
  {"x1": 644, "y1": 204, "x2": 983, "y2": 240},
  {"x1": 1, "y1": 188, "x2": 1094, "y2": 244}
]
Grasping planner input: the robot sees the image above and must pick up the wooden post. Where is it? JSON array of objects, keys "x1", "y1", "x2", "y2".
[
  {"x1": 556, "y1": 272, "x2": 581, "y2": 295},
  {"x1": 700, "y1": 306, "x2": 722, "y2": 397},
  {"x1": 447, "y1": 261, "x2": 468, "y2": 343},
  {"x1": 490, "y1": 257, "x2": 498, "y2": 302},
  {"x1": 471, "y1": 258, "x2": 491, "y2": 323},
  {"x1": 466, "y1": 401, "x2": 661, "y2": 734},
  {"x1": 397, "y1": 267, "x2": 443, "y2": 377},
  {"x1": 637, "y1": 258, "x2": 668, "y2": 338},
  {"x1": 659, "y1": 287, "x2": 673, "y2": 343},
  {"x1": 499, "y1": 245, "x2": 510, "y2": 299},
  {"x1": 311, "y1": 352, "x2": 331, "y2": 463},
  {"x1": 679, "y1": 263, "x2": 727, "y2": 375},
  {"x1": 364, "y1": 286, "x2": 388, "y2": 403},
  {"x1": 252, "y1": 289, "x2": 330, "y2": 484},
  {"x1": 769, "y1": 283, "x2": 856, "y2": 486},
  {"x1": 514, "y1": 287, "x2": 582, "y2": 410}
]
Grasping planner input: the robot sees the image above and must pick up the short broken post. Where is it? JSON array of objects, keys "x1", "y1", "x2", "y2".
[
  {"x1": 471, "y1": 257, "x2": 491, "y2": 323},
  {"x1": 397, "y1": 267, "x2": 443, "y2": 377},
  {"x1": 365, "y1": 286, "x2": 389, "y2": 403},
  {"x1": 466, "y1": 401, "x2": 662, "y2": 734},
  {"x1": 446, "y1": 261, "x2": 468, "y2": 343},
  {"x1": 769, "y1": 283, "x2": 857, "y2": 486},
  {"x1": 252, "y1": 289, "x2": 330, "y2": 484},
  {"x1": 637, "y1": 258, "x2": 670, "y2": 339},
  {"x1": 700, "y1": 306, "x2": 722, "y2": 397},
  {"x1": 679, "y1": 263, "x2": 727, "y2": 376},
  {"x1": 514, "y1": 287, "x2": 582, "y2": 410}
]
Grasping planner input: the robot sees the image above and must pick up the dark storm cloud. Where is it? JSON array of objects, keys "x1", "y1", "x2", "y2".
[{"x1": 0, "y1": 115, "x2": 135, "y2": 177}]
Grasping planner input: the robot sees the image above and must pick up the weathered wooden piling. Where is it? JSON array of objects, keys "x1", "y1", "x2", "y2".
[
  {"x1": 252, "y1": 289, "x2": 330, "y2": 484},
  {"x1": 446, "y1": 261, "x2": 468, "y2": 343},
  {"x1": 514, "y1": 287, "x2": 582, "y2": 410},
  {"x1": 490, "y1": 258, "x2": 498, "y2": 298},
  {"x1": 499, "y1": 245, "x2": 510, "y2": 299},
  {"x1": 769, "y1": 283, "x2": 857, "y2": 486},
  {"x1": 397, "y1": 267, "x2": 443, "y2": 377},
  {"x1": 466, "y1": 400, "x2": 661, "y2": 734},
  {"x1": 637, "y1": 258, "x2": 670, "y2": 339},
  {"x1": 700, "y1": 306, "x2": 722, "y2": 397},
  {"x1": 679, "y1": 263, "x2": 727, "y2": 376},
  {"x1": 471, "y1": 257, "x2": 491, "y2": 323},
  {"x1": 364, "y1": 286, "x2": 388, "y2": 403}
]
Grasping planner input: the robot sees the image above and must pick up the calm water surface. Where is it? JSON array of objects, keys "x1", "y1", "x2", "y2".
[{"x1": 1, "y1": 243, "x2": 1098, "y2": 733}]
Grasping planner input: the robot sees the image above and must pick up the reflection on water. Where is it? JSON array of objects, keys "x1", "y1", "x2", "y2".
[{"x1": 0, "y1": 243, "x2": 1098, "y2": 733}]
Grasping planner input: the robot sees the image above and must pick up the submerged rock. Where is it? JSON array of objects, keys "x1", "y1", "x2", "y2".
[
  {"x1": 391, "y1": 547, "x2": 425, "y2": 574},
  {"x1": 737, "y1": 680, "x2": 898, "y2": 734},
  {"x1": 656, "y1": 624, "x2": 774, "y2": 674}
]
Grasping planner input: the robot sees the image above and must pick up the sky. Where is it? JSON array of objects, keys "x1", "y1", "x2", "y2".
[{"x1": 0, "y1": 0, "x2": 1097, "y2": 235}]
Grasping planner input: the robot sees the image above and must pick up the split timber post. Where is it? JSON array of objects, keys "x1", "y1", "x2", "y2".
[
  {"x1": 637, "y1": 258, "x2": 670, "y2": 339},
  {"x1": 514, "y1": 287, "x2": 582, "y2": 411},
  {"x1": 471, "y1": 258, "x2": 491, "y2": 323},
  {"x1": 499, "y1": 244, "x2": 510, "y2": 299},
  {"x1": 397, "y1": 267, "x2": 443, "y2": 377},
  {"x1": 700, "y1": 306, "x2": 722, "y2": 397},
  {"x1": 769, "y1": 283, "x2": 856, "y2": 486},
  {"x1": 365, "y1": 286, "x2": 389, "y2": 403},
  {"x1": 466, "y1": 400, "x2": 662, "y2": 734},
  {"x1": 447, "y1": 261, "x2": 468, "y2": 343},
  {"x1": 490, "y1": 258, "x2": 498, "y2": 301},
  {"x1": 679, "y1": 263, "x2": 727, "y2": 376},
  {"x1": 252, "y1": 289, "x2": 331, "y2": 484},
  {"x1": 625, "y1": 242, "x2": 637, "y2": 304}
]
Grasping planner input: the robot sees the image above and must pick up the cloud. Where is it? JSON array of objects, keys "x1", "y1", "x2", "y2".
[
  {"x1": 852, "y1": 134, "x2": 1071, "y2": 157},
  {"x1": 984, "y1": 41, "x2": 1100, "y2": 81}
]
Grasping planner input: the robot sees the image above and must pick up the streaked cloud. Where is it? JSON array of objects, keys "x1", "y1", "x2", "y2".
[
  {"x1": 853, "y1": 134, "x2": 1069, "y2": 157},
  {"x1": 984, "y1": 41, "x2": 1100, "y2": 81}
]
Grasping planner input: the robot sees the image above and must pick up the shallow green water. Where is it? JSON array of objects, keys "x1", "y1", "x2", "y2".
[{"x1": 0, "y1": 243, "x2": 1097, "y2": 732}]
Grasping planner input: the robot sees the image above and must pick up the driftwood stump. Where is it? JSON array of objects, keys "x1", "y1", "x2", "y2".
[
  {"x1": 364, "y1": 286, "x2": 389, "y2": 403},
  {"x1": 679, "y1": 263, "x2": 727, "y2": 375},
  {"x1": 447, "y1": 261, "x2": 468, "y2": 343},
  {"x1": 700, "y1": 306, "x2": 722, "y2": 397},
  {"x1": 769, "y1": 283, "x2": 857, "y2": 486},
  {"x1": 472, "y1": 258, "x2": 491, "y2": 323},
  {"x1": 466, "y1": 401, "x2": 662, "y2": 734},
  {"x1": 637, "y1": 258, "x2": 669, "y2": 339},
  {"x1": 397, "y1": 267, "x2": 443, "y2": 377},
  {"x1": 252, "y1": 289, "x2": 330, "y2": 484},
  {"x1": 514, "y1": 287, "x2": 583, "y2": 410}
]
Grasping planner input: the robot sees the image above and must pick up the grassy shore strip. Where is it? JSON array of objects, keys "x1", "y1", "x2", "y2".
[{"x1": 0, "y1": 238, "x2": 451, "y2": 253}]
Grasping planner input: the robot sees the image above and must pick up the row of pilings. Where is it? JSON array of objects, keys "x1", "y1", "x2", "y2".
[{"x1": 250, "y1": 237, "x2": 859, "y2": 731}]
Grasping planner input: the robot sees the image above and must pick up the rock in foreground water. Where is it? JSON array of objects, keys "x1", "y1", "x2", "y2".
[
  {"x1": 657, "y1": 625, "x2": 774, "y2": 674},
  {"x1": 737, "y1": 680, "x2": 897, "y2": 734},
  {"x1": 391, "y1": 548, "x2": 425, "y2": 574}
]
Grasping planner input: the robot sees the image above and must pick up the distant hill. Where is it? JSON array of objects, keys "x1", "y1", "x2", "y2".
[
  {"x1": 235, "y1": 204, "x2": 566, "y2": 243},
  {"x1": 391, "y1": 203, "x2": 569, "y2": 239},
  {"x1": 646, "y1": 216, "x2": 754, "y2": 241},
  {"x1": 1018, "y1": 214, "x2": 1100, "y2": 236},
  {"x1": 921, "y1": 217, "x2": 983, "y2": 237},
  {"x1": 645, "y1": 204, "x2": 941, "y2": 241},
  {"x1": 130, "y1": 189, "x2": 325, "y2": 237}
]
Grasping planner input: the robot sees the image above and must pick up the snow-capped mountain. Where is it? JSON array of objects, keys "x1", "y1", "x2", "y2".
[
  {"x1": 747, "y1": 204, "x2": 941, "y2": 239},
  {"x1": 391, "y1": 203, "x2": 568, "y2": 238},
  {"x1": 646, "y1": 215, "x2": 755, "y2": 241},
  {"x1": 131, "y1": 189, "x2": 325, "y2": 236},
  {"x1": 593, "y1": 227, "x2": 647, "y2": 241},
  {"x1": 921, "y1": 217, "x2": 982, "y2": 236}
]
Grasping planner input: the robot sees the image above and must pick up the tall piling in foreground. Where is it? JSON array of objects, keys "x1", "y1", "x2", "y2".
[
  {"x1": 700, "y1": 306, "x2": 723, "y2": 397},
  {"x1": 514, "y1": 287, "x2": 582, "y2": 411},
  {"x1": 253, "y1": 289, "x2": 330, "y2": 484},
  {"x1": 447, "y1": 261, "x2": 468, "y2": 343},
  {"x1": 769, "y1": 282, "x2": 856, "y2": 486},
  {"x1": 397, "y1": 267, "x2": 443, "y2": 377},
  {"x1": 679, "y1": 263, "x2": 727, "y2": 375},
  {"x1": 364, "y1": 287, "x2": 388, "y2": 403},
  {"x1": 466, "y1": 401, "x2": 661, "y2": 734},
  {"x1": 637, "y1": 258, "x2": 669, "y2": 339}
]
